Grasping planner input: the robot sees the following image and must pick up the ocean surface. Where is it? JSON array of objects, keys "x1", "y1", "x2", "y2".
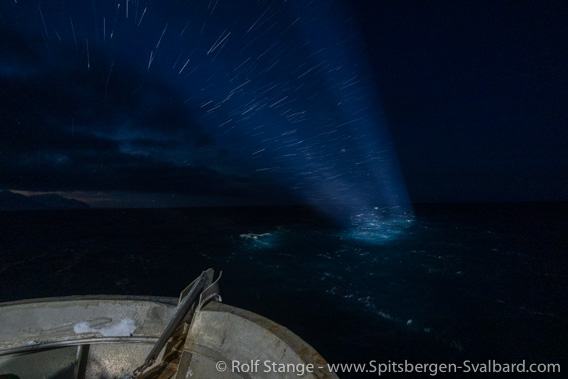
[{"x1": 1, "y1": 203, "x2": 567, "y2": 377}]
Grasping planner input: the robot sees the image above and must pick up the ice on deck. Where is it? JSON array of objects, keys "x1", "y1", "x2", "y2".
[{"x1": 74, "y1": 317, "x2": 136, "y2": 337}]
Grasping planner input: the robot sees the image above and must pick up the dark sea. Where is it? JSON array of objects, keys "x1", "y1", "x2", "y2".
[{"x1": 1, "y1": 203, "x2": 567, "y2": 378}]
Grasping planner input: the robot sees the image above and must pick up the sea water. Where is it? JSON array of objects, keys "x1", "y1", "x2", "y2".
[{"x1": 1, "y1": 203, "x2": 566, "y2": 377}]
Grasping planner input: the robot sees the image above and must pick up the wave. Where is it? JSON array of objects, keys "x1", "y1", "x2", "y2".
[{"x1": 239, "y1": 231, "x2": 279, "y2": 249}]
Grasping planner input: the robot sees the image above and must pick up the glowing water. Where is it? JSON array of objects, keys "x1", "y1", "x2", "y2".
[{"x1": 345, "y1": 207, "x2": 414, "y2": 244}]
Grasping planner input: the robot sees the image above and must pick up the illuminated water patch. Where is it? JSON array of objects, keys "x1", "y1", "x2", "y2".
[{"x1": 343, "y1": 207, "x2": 414, "y2": 244}]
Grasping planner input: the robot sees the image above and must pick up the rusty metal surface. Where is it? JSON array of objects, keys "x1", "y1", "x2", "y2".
[
  {"x1": 0, "y1": 296, "x2": 177, "y2": 354},
  {"x1": 0, "y1": 296, "x2": 177, "y2": 378},
  {"x1": 183, "y1": 302, "x2": 339, "y2": 379},
  {"x1": 0, "y1": 283, "x2": 337, "y2": 379}
]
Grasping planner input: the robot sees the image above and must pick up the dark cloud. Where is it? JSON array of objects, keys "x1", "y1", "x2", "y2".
[
  {"x1": 2, "y1": 154, "x2": 240, "y2": 194},
  {"x1": 0, "y1": 21, "x2": 249, "y2": 199}
]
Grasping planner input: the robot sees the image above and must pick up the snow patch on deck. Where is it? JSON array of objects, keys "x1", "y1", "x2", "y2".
[{"x1": 74, "y1": 317, "x2": 136, "y2": 337}]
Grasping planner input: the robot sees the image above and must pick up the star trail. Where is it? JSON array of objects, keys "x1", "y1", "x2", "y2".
[
  {"x1": 2, "y1": 0, "x2": 567, "y2": 237},
  {"x1": 0, "y1": 0, "x2": 412, "y2": 240}
]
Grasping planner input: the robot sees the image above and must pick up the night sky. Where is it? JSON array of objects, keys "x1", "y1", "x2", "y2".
[{"x1": 1, "y1": 0, "x2": 566, "y2": 210}]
